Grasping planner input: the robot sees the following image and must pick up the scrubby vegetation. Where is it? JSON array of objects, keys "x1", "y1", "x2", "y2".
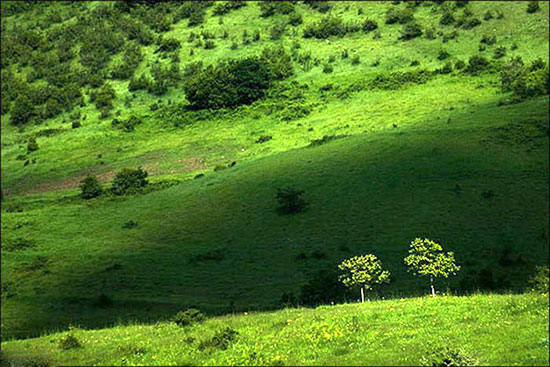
[{"x1": 0, "y1": 2, "x2": 548, "y2": 365}]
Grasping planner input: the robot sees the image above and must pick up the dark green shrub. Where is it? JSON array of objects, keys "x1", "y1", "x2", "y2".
[
  {"x1": 399, "y1": 21, "x2": 423, "y2": 40},
  {"x1": 10, "y1": 95, "x2": 34, "y2": 126},
  {"x1": 454, "y1": 59, "x2": 465, "y2": 70},
  {"x1": 203, "y1": 40, "x2": 216, "y2": 49},
  {"x1": 456, "y1": 16, "x2": 481, "y2": 29},
  {"x1": 528, "y1": 265, "x2": 549, "y2": 294},
  {"x1": 128, "y1": 74, "x2": 151, "y2": 92},
  {"x1": 188, "y1": 8, "x2": 205, "y2": 27},
  {"x1": 440, "y1": 11, "x2": 455, "y2": 25},
  {"x1": 270, "y1": 22, "x2": 287, "y2": 41},
  {"x1": 437, "y1": 62, "x2": 453, "y2": 74},
  {"x1": 385, "y1": 8, "x2": 414, "y2": 24},
  {"x1": 184, "y1": 58, "x2": 269, "y2": 110},
  {"x1": 198, "y1": 327, "x2": 238, "y2": 351},
  {"x1": 59, "y1": 334, "x2": 81, "y2": 350},
  {"x1": 90, "y1": 83, "x2": 116, "y2": 112},
  {"x1": 80, "y1": 175, "x2": 102, "y2": 199},
  {"x1": 27, "y1": 136, "x2": 39, "y2": 153},
  {"x1": 480, "y1": 34, "x2": 496, "y2": 45},
  {"x1": 483, "y1": 11, "x2": 493, "y2": 21},
  {"x1": 276, "y1": 187, "x2": 307, "y2": 215},
  {"x1": 493, "y1": 46, "x2": 506, "y2": 59},
  {"x1": 322, "y1": 63, "x2": 333, "y2": 73},
  {"x1": 173, "y1": 308, "x2": 205, "y2": 327},
  {"x1": 255, "y1": 135, "x2": 272, "y2": 144},
  {"x1": 156, "y1": 38, "x2": 181, "y2": 53},
  {"x1": 122, "y1": 220, "x2": 138, "y2": 229},
  {"x1": 212, "y1": 1, "x2": 246, "y2": 16},
  {"x1": 464, "y1": 55, "x2": 490, "y2": 75},
  {"x1": 184, "y1": 48, "x2": 291, "y2": 110},
  {"x1": 425, "y1": 27, "x2": 436, "y2": 40},
  {"x1": 259, "y1": 1, "x2": 294, "y2": 17},
  {"x1": 111, "y1": 116, "x2": 142, "y2": 132},
  {"x1": 442, "y1": 30, "x2": 458, "y2": 42},
  {"x1": 303, "y1": 16, "x2": 358, "y2": 39},
  {"x1": 309, "y1": 134, "x2": 349, "y2": 146},
  {"x1": 512, "y1": 64, "x2": 549, "y2": 98},
  {"x1": 304, "y1": 0, "x2": 331, "y2": 13},
  {"x1": 230, "y1": 41, "x2": 238, "y2": 50},
  {"x1": 111, "y1": 167, "x2": 148, "y2": 196},
  {"x1": 527, "y1": 1, "x2": 540, "y2": 13},
  {"x1": 289, "y1": 12, "x2": 303, "y2": 26},
  {"x1": 261, "y1": 46, "x2": 294, "y2": 80},
  {"x1": 362, "y1": 19, "x2": 378, "y2": 32},
  {"x1": 72, "y1": 120, "x2": 81, "y2": 129},
  {"x1": 351, "y1": 55, "x2": 361, "y2": 65},
  {"x1": 437, "y1": 49, "x2": 450, "y2": 60}
]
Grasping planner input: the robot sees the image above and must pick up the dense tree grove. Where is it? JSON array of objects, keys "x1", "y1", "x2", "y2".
[{"x1": 184, "y1": 46, "x2": 293, "y2": 110}]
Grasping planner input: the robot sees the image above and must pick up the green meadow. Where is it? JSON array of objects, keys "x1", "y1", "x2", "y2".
[{"x1": 1, "y1": 1, "x2": 549, "y2": 365}]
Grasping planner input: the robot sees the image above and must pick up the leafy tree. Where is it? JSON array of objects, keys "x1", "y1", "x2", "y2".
[
  {"x1": 404, "y1": 238, "x2": 460, "y2": 297},
  {"x1": 338, "y1": 254, "x2": 390, "y2": 303},
  {"x1": 276, "y1": 187, "x2": 307, "y2": 214},
  {"x1": 111, "y1": 167, "x2": 148, "y2": 195},
  {"x1": 10, "y1": 94, "x2": 34, "y2": 125},
  {"x1": 111, "y1": 167, "x2": 148, "y2": 196},
  {"x1": 80, "y1": 174, "x2": 102, "y2": 199}
]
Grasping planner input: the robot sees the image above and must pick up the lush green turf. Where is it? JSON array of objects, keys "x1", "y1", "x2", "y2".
[
  {"x1": 1, "y1": 0, "x2": 549, "y2": 352},
  {"x1": 2, "y1": 293, "x2": 548, "y2": 366}
]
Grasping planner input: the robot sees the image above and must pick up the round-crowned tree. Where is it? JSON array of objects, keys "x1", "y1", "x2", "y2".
[
  {"x1": 80, "y1": 174, "x2": 102, "y2": 199},
  {"x1": 338, "y1": 254, "x2": 390, "y2": 303},
  {"x1": 404, "y1": 238, "x2": 460, "y2": 297}
]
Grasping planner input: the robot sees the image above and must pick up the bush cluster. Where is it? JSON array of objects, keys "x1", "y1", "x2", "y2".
[
  {"x1": 184, "y1": 47, "x2": 292, "y2": 110},
  {"x1": 111, "y1": 116, "x2": 142, "y2": 132},
  {"x1": 399, "y1": 21, "x2": 423, "y2": 40},
  {"x1": 369, "y1": 69, "x2": 433, "y2": 90},
  {"x1": 173, "y1": 308, "x2": 205, "y2": 327},
  {"x1": 80, "y1": 175, "x2": 102, "y2": 199},
  {"x1": 111, "y1": 167, "x2": 148, "y2": 196},
  {"x1": 212, "y1": 1, "x2": 246, "y2": 16},
  {"x1": 463, "y1": 55, "x2": 491, "y2": 75},
  {"x1": 198, "y1": 327, "x2": 238, "y2": 351},
  {"x1": 385, "y1": 8, "x2": 414, "y2": 24},
  {"x1": 500, "y1": 57, "x2": 549, "y2": 99},
  {"x1": 259, "y1": 1, "x2": 294, "y2": 17},
  {"x1": 303, "y1": 16, "x2": 360, "y2": 39}
]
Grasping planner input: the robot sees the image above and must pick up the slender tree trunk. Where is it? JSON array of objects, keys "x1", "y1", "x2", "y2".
[
  {"x1": 430, "y1": 277, "x2": 435, "y2": 297},
  {"x1": 360, "y1": 286, "x2": 365, "y2": 303}
]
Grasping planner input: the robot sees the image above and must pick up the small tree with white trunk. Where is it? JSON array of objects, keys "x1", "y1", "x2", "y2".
[
  {"x1": 338, "y1": 254, "x2": 390, "y2": 303},
  {"x1": 404, "y1": 238, "x2": 460, "y2": 297}
]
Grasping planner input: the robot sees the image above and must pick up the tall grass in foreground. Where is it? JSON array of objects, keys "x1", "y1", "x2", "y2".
[{"x1": 2, "y1": 293, "x2": 548, "y2": 366}]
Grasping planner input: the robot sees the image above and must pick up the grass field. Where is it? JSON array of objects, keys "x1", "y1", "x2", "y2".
[
  {"x1": 1, "y1": 1, "x2": 549, "y2": 364},
  {"x1": 2, "y1": 293, "x2": 548, "y2": 366}
]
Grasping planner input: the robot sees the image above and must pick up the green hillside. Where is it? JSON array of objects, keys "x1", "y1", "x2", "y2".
[
  {"x1": 1, "y1": 0, "x2": 549, "y2": 358},
  {"x1": 2, "y1": 293, "x2": 548, "y2": 366}
]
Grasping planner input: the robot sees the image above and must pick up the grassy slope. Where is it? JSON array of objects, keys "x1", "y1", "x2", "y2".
[
  {"x1": 2, "y1": 293, "x2": 549, "y2": 366},
  {"x1": 1, "y1": 0, "x2": 549, "y2": 342}
]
